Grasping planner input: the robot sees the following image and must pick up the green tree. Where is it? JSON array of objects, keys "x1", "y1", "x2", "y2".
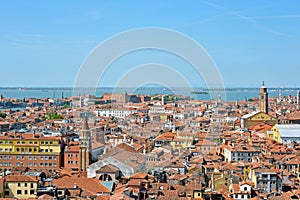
[
  {"x1": 48, "y1": 113, "x2": 63, "y2": 120},
  {"x1": 0, "y1": 112, "x2": 6, "y2": 118}
]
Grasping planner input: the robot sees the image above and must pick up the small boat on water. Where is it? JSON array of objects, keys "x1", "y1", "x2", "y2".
[{"x1": 191, "y1": 91, "x2": 208, "y2": 94}]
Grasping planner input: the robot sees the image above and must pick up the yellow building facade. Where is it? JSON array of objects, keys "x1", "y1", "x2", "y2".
[
  {"x1": 241, "y1": 111, "x2": 277, "y2": 129},
  {"x1": 0, "y1": 133, "x2": 62, "y2": 172},
  {"x1": 267, "y1": 125, "x2": 281, "y2": 142},
  {"x1": 4, "y1": 175, "x2": 38, "y2": 199}
]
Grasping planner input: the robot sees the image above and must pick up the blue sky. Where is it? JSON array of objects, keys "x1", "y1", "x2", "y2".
[{"x1": 0, "y1": 0, "x2": 300, "y2": 88}]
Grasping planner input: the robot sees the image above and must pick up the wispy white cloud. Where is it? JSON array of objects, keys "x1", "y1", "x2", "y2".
[
  {"x1": 4, "y1": 33, "x2": 48, "y2": 47},
  {"x1": 253, "y1": 14, "x2": 300, "y2": 19},
  {"x1": 51, "y1": 10, "x2": 104, "y2": 25},
  {"x1": 201, "y1": 0, "x2": 291, "y2": 37},
  {"x1": 173, "y1": 13, "x2": 225, "y2": 29}
]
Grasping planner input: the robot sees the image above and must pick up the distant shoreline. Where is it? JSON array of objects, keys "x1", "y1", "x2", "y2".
[{"x1": 1, "y1": 87, "x2": 300, "y2": 91}]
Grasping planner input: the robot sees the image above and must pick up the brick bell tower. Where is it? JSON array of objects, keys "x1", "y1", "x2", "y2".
[
  {"x1": 79, "y1": 116, "x2": 92, "y2": 171},
  {"x1": 259, "y1": 81, "x2": 268, "y2": 114}
]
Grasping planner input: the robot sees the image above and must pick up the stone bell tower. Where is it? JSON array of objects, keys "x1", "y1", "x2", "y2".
[
  {"x1": 259, "y1": 81, "x2": 268, "y2": 114},
  {"x1": 79, "y1": 116, "x2": 92, "y2": 171}
]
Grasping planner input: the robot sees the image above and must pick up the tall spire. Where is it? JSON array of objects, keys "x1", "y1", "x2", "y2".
[
  {"x1": 82, "y1": 116, "x2": 89, "y2": 130},
  {"x1": 80, "y1": 115, "x2": 91, "y2": 172}
]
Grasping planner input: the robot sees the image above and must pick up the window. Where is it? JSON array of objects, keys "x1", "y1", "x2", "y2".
[
  {"x1": 244, "y1": 187, "x2": 247, "y2": 191},
  {"x1": 31, "y1": 183, "x2": 34, "y2": 188},
  {"x1": 22, "y1": 141, "x2": 25, "y2": 144},
  {"x1": 8, "y1": 156, "x2": 12, "y2": 160},
  {"x1": 24, "y1": 190, "x2": 28, "y2": 194},
  {"x1": 18, "y1": 183, "x2": 21, "y2": 187},
  {"x1": 30, "y1": 190, "x2": 34, "y2": 195},
  {"x1": 17, "y1": 190, "x2": 22, "y2": 195},
  {"x1": 5, "y1": 191, "x2": 9, "y2": 196},
  {"x1": 24, "y1": 183, "x2": 27, "y2": 187}
]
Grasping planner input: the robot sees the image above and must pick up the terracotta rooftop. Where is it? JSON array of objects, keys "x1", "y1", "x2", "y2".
[
  {"x1": 5, "y1": 174, "x2": 38, "y2": 182},
  {"x1": 96, "y1": 164, "x2": 119, "y2": 173},
  {"x1": 53, "y1": 177, "x2": 110, "y2": 195}
]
